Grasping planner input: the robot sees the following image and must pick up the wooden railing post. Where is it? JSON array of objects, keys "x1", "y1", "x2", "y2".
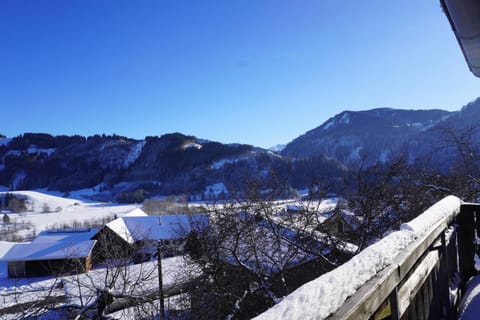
[
  {"x1": 457, "y1": 204, "x2": 477, "y2": 294},
  {"x1": 389, "y1": 287, "x2": 400, "y2": 320},
  {"x1": 438, "y1": 232, "x2": 456, "y2": 319},
  {"x1": 436, "y1": 232, "x2": 458, "y2": 319}
]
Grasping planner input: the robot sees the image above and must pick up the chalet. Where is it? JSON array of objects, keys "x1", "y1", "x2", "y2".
[
  {"x1": 1, "y1": 228, "x2": 98, "y2": 278},
  {"x1": 320, "y1": 208, "x2": 357, "y2": 237},
  {"x1": 94, "y1": 211, "x2": 208, "y2": 262}
]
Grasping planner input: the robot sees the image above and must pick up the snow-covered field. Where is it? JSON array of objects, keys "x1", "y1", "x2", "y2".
[{"x1": 0, "y1": 190, "x2": 138, "y2": 239}]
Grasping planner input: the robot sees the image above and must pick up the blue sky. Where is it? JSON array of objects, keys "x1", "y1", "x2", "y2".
[{"x1": 0, "y1": 0, "x2": 478, "y2": 148}]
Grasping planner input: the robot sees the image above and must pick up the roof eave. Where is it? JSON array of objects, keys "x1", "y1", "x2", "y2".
[{"x1": 441, "y1": 0, "x2": 480, "y2": 77}]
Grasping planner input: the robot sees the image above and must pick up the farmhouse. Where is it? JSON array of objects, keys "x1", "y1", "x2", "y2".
[
  {"x1": 94, "y1": 211, "x2": 208, "y2": 262},
  {"x1": 1, "y1": 228, "x2": 98, "y2": 278},
  {"x1": 320, "y1": 209, "x2": 357, "y2": 237}
]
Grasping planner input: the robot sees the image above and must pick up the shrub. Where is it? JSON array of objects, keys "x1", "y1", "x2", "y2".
[{"x1": 8, "y1": 197, "x2": 27, "y2": 213}]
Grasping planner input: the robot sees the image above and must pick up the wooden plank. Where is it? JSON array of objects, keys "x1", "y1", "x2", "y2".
[
  {"x1": 439, "y1": 232, "x2": 451, "y2": 311},
  {"x1": 425, "y1": 270, "x2": 434, "y2": 319},
  {"x1": 396, "y1": 220, "x2": 448, "y2": 280},
  {"x1": 327, "y1": 263, "x2": 401, "y2": 320},
  {"x1": 446, "y1": 229, "x2": 459, "y2": 281},
  {"x1": 328, "y1": 218, "x2": 449, "y2": 320},
  {"x1": 437, "y1": 227, "x2": 459, "y2": 320},
  {"x1": 390, "y1": 287, "x2": 400, "y2": 320},
  {"x1": 409, "y1": 292, "x2": 419, "y2": 320},
  {"x1": 397, "y1": 250, "x2": 439, "y2": 317},
  {"x1": 428, "y1": 262, "x2": 442, "y2": 320},
  {"x1": 406, "y1": 297, "x2": 415, "y2": 320},
  {"x1": 419, "y1": 281, "x2": 426, "y2": 320},
  {"x1": 458, "y1": 204, "x2": 476, "y2": 293}
]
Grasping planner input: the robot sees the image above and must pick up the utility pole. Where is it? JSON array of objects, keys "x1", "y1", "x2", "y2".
[{"x1": 157, "y1": 241, "x2": 166, "y2": 320}]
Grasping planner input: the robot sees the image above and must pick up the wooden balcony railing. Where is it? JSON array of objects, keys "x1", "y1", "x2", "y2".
[
  {"x1": 329, "y1": 200, "x2": 479, "y2": 320},
  {"x1": 255, "y1": 196, "x2": 480, "y2": 320}
]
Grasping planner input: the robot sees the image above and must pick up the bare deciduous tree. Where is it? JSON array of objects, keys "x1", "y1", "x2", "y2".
[{"x1": 182, "y1": 185, "x2": 355, "y2": 320}]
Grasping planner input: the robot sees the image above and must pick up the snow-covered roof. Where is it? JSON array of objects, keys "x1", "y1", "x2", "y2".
[
  {"x1": 1, "y1": 228, "x2": 99, "y2": 262},
  {"x1": 322, "y1": 209, "x2": 360, "y2": 229},
  {"x1": 123, "y1": 208, "x2": 148, "y2": 217},
  {"x1": 105, "y1": 214, "x2": 208, "y2": 244},
  {"x1": 0, "y1": 241, "x2": 17, "y2": 260}
]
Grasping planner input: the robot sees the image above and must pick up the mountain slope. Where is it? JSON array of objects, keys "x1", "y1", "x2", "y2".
[
  {"x1": 0, "y1": 132, "x2": 346, "y2": 199},
  {"x1": 282, "y1": 108, "x2": 455, "y2": 164},
  {"x1": 2, "y1": 98, "x2": 480, "y2": 199}
]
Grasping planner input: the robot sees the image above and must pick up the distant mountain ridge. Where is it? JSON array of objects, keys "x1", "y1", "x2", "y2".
[
  {"x1": 0, "y1": 132, "x2": 345, "y2": 200},
  {"x1": 1, "y1": 97, "x2": 480, "y2": 200},
  {"x1": 282, "y1": 98, "x2": 480, "y2": 166}
]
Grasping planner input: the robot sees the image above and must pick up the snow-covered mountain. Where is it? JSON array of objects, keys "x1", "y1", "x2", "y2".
[
  {"x1": 269, "y1": 144, "x2": 286, "y2": 153},
  {"x1": 2, "y1": 97, "x2": 480, "y2": 199},
  {"x1": 281, "y1": 105, "x2": 469, "y2": 166},
  {"x1": 0, "y1": 132, "x2": 345, "y2": 199}
]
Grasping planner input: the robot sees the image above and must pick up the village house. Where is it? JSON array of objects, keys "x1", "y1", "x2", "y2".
[
  {"x1": 1, "y1": 227, "x2": 98, "y2": 278},
  {"x1": 320, "y1": 208, "x2": 357, "y2": 237},
  {"x1": 93, "y1": 209, "x2": 208, "y2": 262},
  {"x1": 279, "y1": 199, "x2": 357, "y2": 237}
]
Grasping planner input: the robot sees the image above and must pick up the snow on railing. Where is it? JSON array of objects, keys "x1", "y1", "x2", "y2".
[
  {"x1": 400, "y1": 195, "x2": 462, "y2": 235},
  {"x1": 253, "y1": 196, "x2": 463, "y2": 320}
]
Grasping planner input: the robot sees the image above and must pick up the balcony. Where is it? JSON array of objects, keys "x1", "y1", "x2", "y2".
[{"x1": 255, "y1": 196, "x2": 480, "y2": 319}]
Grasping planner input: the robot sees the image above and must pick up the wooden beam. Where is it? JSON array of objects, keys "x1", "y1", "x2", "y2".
[
  {"x1": 397, "y1": 250, "x2": 439, "y2": 317},
  {"x1": 328, "y1": 218, "x2": 450, "y2": 319},
  {"x1": 458, "y1": 204, "x2": 477, "y2": 294}
]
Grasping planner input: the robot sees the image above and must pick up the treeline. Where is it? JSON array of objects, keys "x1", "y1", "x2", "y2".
[
  {"x1": 0, "y1": 131, "x2": 350, "y2": 201},
  {"x1": 5, "y1": 132, "x2": 132, "y2": 150},
  {"x1": 7, "y1": 128, "x2": 478, "y2": 204},
  {"x1": 1, "y1": 192, "x2": 28, "y2": 213}
]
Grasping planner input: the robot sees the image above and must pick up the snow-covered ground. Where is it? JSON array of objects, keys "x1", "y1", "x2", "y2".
[
  {"x1": 0, "y1": 189, "x2": 203, "y2": 318},
  {"x1": 0, "y1": 189, "x2": 378, "y2": 319},
  {"x1": 0, "y1": 255, "x2": 198, "y2": 319},
  {"x1": 0, "y1": 190, "x2": 138, "y2": 239}
]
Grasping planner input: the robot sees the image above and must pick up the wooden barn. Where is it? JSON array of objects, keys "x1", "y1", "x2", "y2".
[{"x1": 2, "y1": 228, "x2": 98, "y2": 278}]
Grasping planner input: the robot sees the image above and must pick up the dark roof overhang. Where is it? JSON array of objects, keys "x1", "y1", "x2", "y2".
[{"x1": 441, "y1": 0, "x2": 480, "y2": 77}]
